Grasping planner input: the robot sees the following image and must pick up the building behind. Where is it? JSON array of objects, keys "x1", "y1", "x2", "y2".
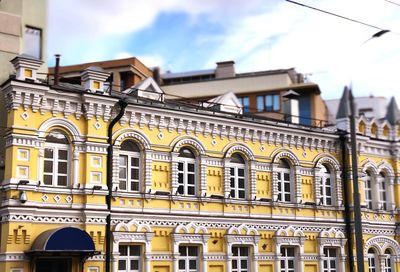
[
  {"x1": 0, "y1": 56, "x2": 399, "y2": 272},
  {"x1": 161, "y1": 61, "x2": 328, "y2": 127}
]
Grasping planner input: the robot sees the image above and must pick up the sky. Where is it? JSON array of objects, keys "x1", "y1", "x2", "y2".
[{"x1": 48, "y1": 0, "x2": 400, "y2": 102}]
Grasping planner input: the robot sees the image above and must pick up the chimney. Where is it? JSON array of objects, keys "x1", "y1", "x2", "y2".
[
  {"x1": 215, "y1": 61, "x2": 235, "y2": 79},
  {"x1": 10, "y1": 54, "x2": 43, "y2": 82},
  {"x1": 54, "y1": 54, "x2": 61, "y2": 85},
  {"x1": 80, "y1": 66, "x2": 110, "y2": 93}
]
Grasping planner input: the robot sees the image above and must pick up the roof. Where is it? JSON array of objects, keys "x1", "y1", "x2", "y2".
[
  {"x1": 48, "y1": 57, "x2": 152, "y2": 75},
  {"x1": 385, "y1": 97, "x2": 400, "y2": 125},
  {"x1": 336, "y1": 86, "x2": 350, "y2": 119},
  {"x1": 162, "y1": 69, "x2": 215, "y2": 79}
]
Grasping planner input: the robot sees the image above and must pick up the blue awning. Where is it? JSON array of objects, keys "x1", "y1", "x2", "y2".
[{"x1": 27, "y1": 227, "x2": 97, "y2": 255}]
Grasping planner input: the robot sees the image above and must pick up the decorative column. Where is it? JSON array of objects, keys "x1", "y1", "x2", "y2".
[
  {"x1": 314, "y1": 168, "x2": 322, "y2": 204},
  {"x1": 388, "y1": 175, "x2": 396, "y2": 211},
  {"x1": 249, "y1": 160, "x2": 257, "y2": 200},
  {"x1": 112, "y1": 146, "x2": 121, "y2": 190},
  {"x1": 271, "y1": 163, "x2": 278, "y2": 202},
  {"x1": 144, "y1": 150, "x2": 153, "y2": 193},
  {"x1": 72, "y1": 144, "x2": 81, "y2": 188},
  {"x1": 200, "y1": 155, "x2": 207, "y2": 197},
  {"x1": 295, "y1": 166, "x2": 302, "y2": 204},
  {"x1": 171, "y1": 152, "x2": 179, "y2": 194},
  {"x1": 223, "y1": 158, "x2": 231, "y2": 197},
  {"x1": 336, "y1": 170, "x2": 343, "y2": 206},
  {"x1": 37, "y1": 142, "x2": 44, "y2": 183}
]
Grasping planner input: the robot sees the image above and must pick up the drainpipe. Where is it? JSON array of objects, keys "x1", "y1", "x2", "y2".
[
  {"x1": 105, "y1": 99, "x2": 128, "y2": 272},
  {"x1": 339, "y1": 131, "x2": 354, "y2": 272}
]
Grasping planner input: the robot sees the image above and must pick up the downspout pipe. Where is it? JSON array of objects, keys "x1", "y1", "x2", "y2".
[
  {"x1": 105, "y1": 99, "x2": 128, "y2": 272},
  {"x1": 339, "y1": 130, "x2": 354, "y2": 272}
]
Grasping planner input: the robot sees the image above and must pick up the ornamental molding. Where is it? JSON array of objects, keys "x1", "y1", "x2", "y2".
[
  {"x1": 364, "y1": 235, "x2": 400, "y2": 256},
  {"x1": 37, "y1": 118, "x2": 84, "y2": 142},
  {"x1": 171, "y1": 136, "x2": 206, "y2": 155},
  {"x1": 360, "y1": 159, "x2": 379, "y2": 175},
  {"x1": 174, "y1": 222, "x2": 208, "y2": 234},
  {"x1": 114, "y1": 219, "x2": 152, "y2": 232},
  {"x1": 113, "y1": 129, "x2": 151, "y2": 150},
  {"x1": 0, "y1": 253, "x2": 27, "y2": 262},
  {"x1": 3, "y1": 81, "x2": 342, "y2": 152},
  {"x1": 271, "y1": 148, "x2": 300, "y2": 166},
  {"x1": 313, "y1": 154, "x2": 341, "y2": 171},
  {"x1": 223, "y1": 143, "x2": 255, "y2": 161}
]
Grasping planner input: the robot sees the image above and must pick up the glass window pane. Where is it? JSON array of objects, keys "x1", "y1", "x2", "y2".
[
  {"x1": 131, "y1": 181, "x2": 139, "y2": 191},
  {"x1": 130, "y1": 245, "x2": 140, "y2": 256},
  {"x1": 130, "y1": 260, "x2": 138, "y2": 270},
  {"x1": 273, "y1": 94, "x2": 280, "y2": 111},
  {"x1": 188, "y1": 246, "x2": 197, "y2": 256},
  {"x1": 232, "y1": 260, "x2": 237, "y2": 269},
  {"x1": 119, "y1": 156, "x2": 127, "y2": 166},
  {"x1": 188, "y1": 163, "x2": 195, "y2": 172},
  {"x1": 188, "y1": 174, "x2": 195, "y2": 184},
  {"x1": 178, "y1": 186, "x2": 184, "y2": 194},
  {"x1": 238, "y1": 168, "x2": 244, "y2": 176},
  {"x1": 119, "y1": 181, "x2": 127, "y2": 190},
  {"x1": 266, "y1": 95, "x2": 273, "y2": 111},
  {"x1": 284, "y1": 173, "x2": 290, "y2": 180},
  {"x1": 178, "y1": 173, "x2": 183, "y2": 183},
  {"x1": 119, "y1": 245, "x2": 127, "y2": 256},
  {"x1": 232, "y1": 246, "x2": 238, "y2": 256},
  {"x1": 57, "y1": 176, "x2": 67, "y2": 186},
  {"x1": 131, "y1": 169, "x2": 139, "y2": 179},
  {"x1": 239, "y1": 190, "x2": 245, "y2": 199},
  {"x1": 58, "y1": 150, "x2": 68, "y2": 160},
  {"x1": 118, "y1": 260, "x2": 126, "y2": 270},
  {"x1": 257, "y1": 96, "x2": 264, "y2": 112},
  {"x1": 178, "y1": 162, "x2": 183, "y2": 171},
  {"x1": 240, "y1": 247, "x2": 248, "y2": 256},
  {"x1": 45, "y1": 148, "x2": 54, "y2": 158},
  {"x1": 179, "y1": 246, "x2": 186, "y2": 256},
  {"x1": 58, "y1": 162, "x2": 68, "y2": 174},
  {"x1": 239, "y1": 179, "x2": 245, "y2": 188},
  {"x1": 241, "y1": 260, "x2": 248, "y2": 269},
  {"x1": 43, "y1": 174, "x2": 52, "y2": 185},
  {"x1": 179, "y1": 260, "x2": 185, "y2": 269},
  {"x1": 44, "y1": 161, "x2": 53, "y2": 172},
  {"x1": 119, "y1": 168, "x2": 127, "y2": 179},
  {"x1": 188, "y1": 186, "x2": 195, "y2": 195},
  {"x1": 131, "y1": 157, "x2": 139, "y2": 166},
  {"x1": 189, "y1": 260, "x2": 197, "y2": 269}
]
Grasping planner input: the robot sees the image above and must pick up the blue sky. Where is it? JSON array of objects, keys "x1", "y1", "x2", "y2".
[{"x1": 48, "y1": 0, "x2": 400, "y2": 102}]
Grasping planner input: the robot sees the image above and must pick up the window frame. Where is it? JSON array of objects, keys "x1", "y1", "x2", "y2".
[
  {"x1": 119, "y1": 142, "x2": 141, "y2": 192},
  {"x1": 322, "y1": 247, "x2": 338, "y2": 272},
  {"x1": 364, "y1": 172, "x2": 373, "y2": 209},
  {"x1": 320, "y1": 165, "x2": 333, "y2": 206},
  {"x1": 178, "y1": 245, "x2": 199, "y2": 272},
  {"x1": 377, "y1": 172, "x2": 388, "y2": 210},
  {"x1": 256, "y1": 94, "x2": 280, "y2": 112},
  {"x1": 276, "y1": 162, "x2": 292, "y2": 202},
  {"x1": 43, "y1": 135, "x2": 70, "y2": 187},
  {"x1": 177, "y1": 148, "x2": 197, "y2": 196},
  {"x1": 118, "y1": 244, "x2": 142, "y2": 272},
  {"x1": 383, "y1": 249, "x2": 394, "y2": 272},
  {"x1": 229, "y1": 154, "x2": 247, "y2": 199},
  {"x1": 238, "y1": 96, "x2": 250, "y2": 113},
  {"x1": 280, "y1": 246, "x2": 297, "y2": 272},
  {"x1": 231, "y1": 245, "x2": 250, "y2": 272},
  {"x1": 367, "y1": 248, "x2": 377, "y2": 272}
]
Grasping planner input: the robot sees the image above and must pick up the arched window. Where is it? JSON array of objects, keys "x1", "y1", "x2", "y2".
[
  {"x1": 229, "y1": 153, "x2": 246, "y2": 199},
  {"x1": 43, "y1": 130, "x2": 70, "y2": 186},
  {"x1": 378, "y1": 172, "x2": 388, "y2": 210},
  {"x1": 383, "y1": 248, "x2": 394, "y2": 272},
  {"x1": 177, "y1": 148, "x2": 196, "y2": 196},
  {"x1": 364, "y1": 171, "x2": 373, "y2": 209},
  {"x1": 276, "y1": 159, "x2": 292, "y2": 202},
  {"x1": 119, "y1": 141, "x2": 141, "y2": 192},
  {"x1": 320, "y1": 165, "x2": 333, "y2": 206},
  {"x1": 367, "y1": 248, "x2": 377, "y2": 272}
]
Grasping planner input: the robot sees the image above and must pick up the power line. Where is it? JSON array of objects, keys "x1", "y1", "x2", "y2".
[
  {"x1": 383, "y1": 0, "x2": 400, "y2": 7},
  {"x1": 286, "y1": 0, "x2": 386, "y2": 31}
]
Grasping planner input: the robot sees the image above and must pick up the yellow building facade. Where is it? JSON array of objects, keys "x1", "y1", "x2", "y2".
[{"x1": 0, "y1": 55, "x2": 399, "y2": 272}]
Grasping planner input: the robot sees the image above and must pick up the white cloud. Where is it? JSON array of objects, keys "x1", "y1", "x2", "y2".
[{"x1": 136, "y1": 55, "x2": 165, "y2": 68}]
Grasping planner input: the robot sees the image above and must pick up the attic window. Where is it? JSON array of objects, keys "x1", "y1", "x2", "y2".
[
  {"x1": 24, "y1": 69, "x2": 33, "y2": 78},
  {"x1": 93, "y1": 81, "x2": 100, "y2": 90}
]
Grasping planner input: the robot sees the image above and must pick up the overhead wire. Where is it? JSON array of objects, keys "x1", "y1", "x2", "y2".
[{"x1": 286, "y1": 0, "x2": 398, "y2": 34}]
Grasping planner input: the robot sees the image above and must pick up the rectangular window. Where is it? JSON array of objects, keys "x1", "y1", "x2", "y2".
[
  {"x1": 232, "y1": 246, "x2": 249, "y2": 272},
  {"x1": 238, "y1": 96, "x2": 250, "y2": 113},
  {"x1": 24, "y1": 26, "x2": 42, "y2": 59},
  {"x1": 323, "y1": 248, "x2": 338, "y2": 272},
  {"x1": 280, "y1": 247, "x2": 296, "y2": 272},
  {"x1": 179, "y1": 246, "x2": 198, "y2": 272},
  {"x1": 118, "y1": 245, "x2": 141, "y2": 272},
  {"x1": 277, "y1": 170, "x2": 291, "y2": 202},
  {"x1": 119, "y1": 153, "x2": 140, "y2": 192},
  {"x1": 177, "y1": 159, "x2": 196, "y2": 196},
  {"x1": 230, "y1": 166, "x2": 246, "y2": 199},
  {"x1": 44, "y1": 145, "x2": 69, "y2": 186},
  {"x1": 256, "y1": 94, "x2": 280, "y2": 112}
]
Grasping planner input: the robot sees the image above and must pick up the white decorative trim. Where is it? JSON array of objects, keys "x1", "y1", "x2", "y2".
[
  {"x1": 37, "y1": 118, "x2": 83, "y2": 142},
  {"x1": 271, "y1": 148, "x2": 300, "y2": 166},
  {"x1": 364, "y1": 235, "x2": 400, "y2": 256},
  {"x1": 113, "y1": 129, "x2": 151, "y2": 149},
  {"x1": 224, "y1": 143, "x2": 255, "y2": 161},
  {"x1": 171, "y1": 136, "x2": 206, "y2": 155}
]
